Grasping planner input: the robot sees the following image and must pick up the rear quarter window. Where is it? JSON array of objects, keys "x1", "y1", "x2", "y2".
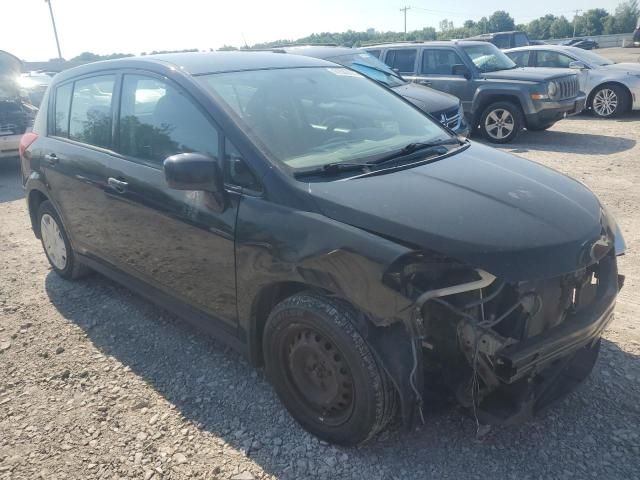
[{"x1": 53, "y1": 83, "x2": 72, "y2": 137}]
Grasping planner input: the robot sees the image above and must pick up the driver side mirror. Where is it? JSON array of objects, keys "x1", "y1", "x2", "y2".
[
  {"x1": 163, "y1": 152, "x2": 224, "y2": 193},
  {"x1": 452, "y1": 64, "x2": 471, "y2": 79},
  {"x1": 569, "y1": 60, "x2": 588, "y2": 70}
]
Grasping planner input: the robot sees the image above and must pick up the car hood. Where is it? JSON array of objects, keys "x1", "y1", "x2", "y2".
[
  {"x1": 481, "y1": 67, "x2": 574, "y2": 82},
  {"x1": 599, "y1": 63, "x2": 640, "y2": 74},
  {"x1": 306, "y1": 142, "x2": 615, "y2": 282},
  {"x1": 391, "y1": 83, "x2": 459, "y2": 113}
]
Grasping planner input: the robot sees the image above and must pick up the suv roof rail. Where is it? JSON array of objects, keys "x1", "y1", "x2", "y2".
[{"x1": 361, "y1": 40, "x2": 429, "y2": 47}]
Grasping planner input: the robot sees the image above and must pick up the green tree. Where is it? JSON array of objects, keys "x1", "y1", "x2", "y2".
[
  {"x1": 550, "y1": 16, "x2": 573, "y2": 38},
  {"x1": 575, "y1": 8, "x2": 609, "y2": 35},
  {"x1": 614, "y1": 0, "x2": 639, "y2": 32},
  {"x1": 488, "y1": 10, "x2": 515, "y2": 32}
]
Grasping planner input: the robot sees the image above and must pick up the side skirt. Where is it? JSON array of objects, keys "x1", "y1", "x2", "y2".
[{"x1": 78, "y1": 254, "x2": 248, "y2": 357}]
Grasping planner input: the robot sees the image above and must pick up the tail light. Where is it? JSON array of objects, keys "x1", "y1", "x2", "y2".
[{"x1": 19, "y1": 132, "x2": 38, "y2": 159}]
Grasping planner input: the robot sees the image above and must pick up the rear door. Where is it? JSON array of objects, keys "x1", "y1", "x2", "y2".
[
  {"x1": 38, "y1": 74, "x2": 117, "y2": 255},
  {"x1": 383, "y1": 48, "x2": 418, "y2": 78},
  {"x1": 417, "y1": 48, "x2": 476, "y2": 111},
  {"x1": 98, "y1": 73, "x2": 240, "y2": 326}
]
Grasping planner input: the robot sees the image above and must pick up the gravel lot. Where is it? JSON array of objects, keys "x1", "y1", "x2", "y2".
[{"x1": 2, "y1": 113, "x2": 640, "y2": 478}]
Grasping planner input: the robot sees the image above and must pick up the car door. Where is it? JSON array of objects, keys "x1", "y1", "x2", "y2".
[
  {"x1": 98, "y1": 73, "x2": 240, "y2": 326},
  {"x1": 415, "y1": 48, "x2": 476, "y2": 112},
  {"x1": 38, "y1": 74, "x2": 117, "y2": 256},
  {"x1": 506, "y1": 50, "x2": 533, "y2": 67}
]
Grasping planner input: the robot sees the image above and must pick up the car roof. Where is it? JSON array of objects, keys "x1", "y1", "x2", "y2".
[
  {"x1": 363, "y1": 40, "x2": 488, "y2": 49},
  {"x1": 52, "y1": 51, "x2": 335, "y2": 84},
  {"x1": 505, "y1": 45, "x2": 582, "y2": 54},
  {"x1": 279, "y1": 45, "x2": 363, "y2": 59}
]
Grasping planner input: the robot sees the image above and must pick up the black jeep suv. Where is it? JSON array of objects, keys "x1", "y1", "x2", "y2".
[
  {"x1": 21, "y1": 52, "x2": 623, "y2": 445},
  {"x1": 365, "y1": 41, "x2": 586, "y2": 143}
]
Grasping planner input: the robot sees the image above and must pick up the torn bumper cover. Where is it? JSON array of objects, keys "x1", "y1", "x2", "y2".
[{"x1": 417, "y1": 252, "x2": 622, "y2": 426}]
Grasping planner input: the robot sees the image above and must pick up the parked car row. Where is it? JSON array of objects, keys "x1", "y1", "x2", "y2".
[{"x1": 21, "y1": 49, "x2": 625, "y2": 445}]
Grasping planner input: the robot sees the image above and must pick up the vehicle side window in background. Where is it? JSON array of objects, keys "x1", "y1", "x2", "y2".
[
  {"x1": 385, "y1": 49, "x2": 417, "y2": 74},
  {"x1": 224, "y1": 139, "x2": 260, "y2": 192},
  {"x1": 68, "y1": 75, "x2": 115, "y2": 148},
  {"x1": 536, "y1": 51, "x2": 573, "y2": 68},
  {"x1": 492, "y1": 35, "x2": 510, "y2": 49},
  {"x1": 421, "y1": 49, "x2": 466, "y2": 75},
  {"x1": 119, "y1": 74, "x2": 219, "y2": 166},
  {"x1": 514, "y1": 33, "x2": 529, "y2": 47},
  {"x1": 507, "y1": 50, "x2": 530, "y2": 67},
  {"x1": 366, "y1": 49, "x2": 382, "y2": 59},
  {"x1": 53, "y1": 83, "x2": 72, "y2": 137}
]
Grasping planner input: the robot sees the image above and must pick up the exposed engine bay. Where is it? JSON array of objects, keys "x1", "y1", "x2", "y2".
[
  {"x1": 391, "y1": 250, "x2": 623, "y2": 426},
  {"x1": 1, "y1": 50, "x2": 36, "y2": 152}
]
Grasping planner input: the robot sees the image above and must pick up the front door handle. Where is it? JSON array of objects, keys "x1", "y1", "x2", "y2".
[
  {"x1": 44, "y1": 153, "x2": 59, "y2": 166},
  {"x1": 107, "y1": 177, "x2": 128, "y2": 193}
]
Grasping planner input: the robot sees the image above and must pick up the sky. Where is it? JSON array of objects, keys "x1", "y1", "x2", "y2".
[{"x1": 1, "y1": 0, "x2": 626, "y2": 61}]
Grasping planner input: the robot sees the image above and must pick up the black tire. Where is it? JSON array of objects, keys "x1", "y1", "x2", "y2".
[
  {"x1": 527, "y1": 123, "x2": 555, "y2": 131},
  {"x1": 37, "y1": 200, "x2": 90, "y2": 280},
  {"x1": 263, "y1": 292, "x2": 396, "y2": 445},
  {"x1": 590, "y1": 84, "x2": 630, "y2": 118},
  {"x1": 478, "y1": 101, "x2": 524, "y2": 144}
]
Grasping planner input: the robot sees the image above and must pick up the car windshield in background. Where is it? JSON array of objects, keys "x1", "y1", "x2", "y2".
[
  {"x1": 326, "y1": 53, "x2": 406, "y2": 88},
  {"x1": 570, "y1": 48, "x2": 614, "y2": 66},
  {"x1": 198, "y1": 67, "x2": 450, "y2": 171},
  {"x1": 463, "y1": 44, "x2": 517, "y2": 72}
]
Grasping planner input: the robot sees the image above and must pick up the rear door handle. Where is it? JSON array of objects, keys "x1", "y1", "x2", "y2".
[
  {"x1": 107, "y1": 177, "x2": 128, "y2": 193},
  {"x1": 44, "y1": 153, "x2": 59, "y2": 165}
]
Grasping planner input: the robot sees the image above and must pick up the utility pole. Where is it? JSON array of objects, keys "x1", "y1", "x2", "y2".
[
  {"x1": 572, "y1": 9, "x2": 582, "y2": 38},
  {"x1": 400, "y1": 6, "x2": 411, "y2": 38},
  {"x1": 45, "y1": 0, "x2": 63, "y2": 60}
]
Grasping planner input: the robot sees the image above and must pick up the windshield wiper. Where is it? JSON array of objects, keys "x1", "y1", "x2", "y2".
[
  {"x1": 294, "y1": 162, "x2": 373, "y2": 178},
  {"x1": 368, "y1": 138, "x2": 463, "y2": 166}
]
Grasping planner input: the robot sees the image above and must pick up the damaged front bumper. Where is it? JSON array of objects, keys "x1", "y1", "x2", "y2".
[{"x1": 417, "y1": 251, "x2": 622, "y2": 426}]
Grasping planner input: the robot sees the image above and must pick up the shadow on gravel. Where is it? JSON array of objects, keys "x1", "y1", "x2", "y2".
[
  {"x1": 0, "y1": 157, "x2": 24, "y2": 204},
  {"x1": 490, "y1": 130, "x2": 636, "y2": 155},
  {"x1": 44, "y1": 271, "x2": 640, "y2": 478}
]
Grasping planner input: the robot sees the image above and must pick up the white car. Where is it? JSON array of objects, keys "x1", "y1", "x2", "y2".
[
  {"x1": 505, "y1": 45, "x2": 640, "y2": 118},
  {"x1": 1, "y1": 50, "x2": 35, "y2": 159}
]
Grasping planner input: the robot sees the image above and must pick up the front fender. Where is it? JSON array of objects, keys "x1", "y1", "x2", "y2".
[{"x1": 472, "y1": 85, "x2": 533, "y2": 118}]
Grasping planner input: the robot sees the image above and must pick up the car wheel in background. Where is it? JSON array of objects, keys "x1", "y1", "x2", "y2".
[
  {"x1": 263, "y1": 292, "x2": 396, "y2": 446},
  {"x1": 591, "y1": 85, "x2": 629, "y2": 118},
  {"x1": 479, "y1": 101, "x2": 523, "y2": 144},
  {"x1": 37, "y1": 200, "x2": 90, "y2": 280}
]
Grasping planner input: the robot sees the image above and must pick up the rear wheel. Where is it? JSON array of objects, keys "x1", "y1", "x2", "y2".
[
  {"x1": 479, "y1": 101, "x2": 523, "y2": 144},
  {"x1": 263, "y1": 292, "x2": 396, "y2": 445},
  {"x1": 37, "y1": 200, "x2": 90, "y2": 280},
  {"x1": 591, "y1": 85, "x2": 629, "y2": 118}
]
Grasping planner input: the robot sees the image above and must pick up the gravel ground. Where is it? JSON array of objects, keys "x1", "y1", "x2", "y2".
[{"x1": 2, "y1": 113, "x2": 640, "y2": 479}]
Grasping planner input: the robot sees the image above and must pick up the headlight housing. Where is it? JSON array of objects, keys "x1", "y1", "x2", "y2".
[{"x1": 547, "y1": 81, "x2": 558, "y2": 98}]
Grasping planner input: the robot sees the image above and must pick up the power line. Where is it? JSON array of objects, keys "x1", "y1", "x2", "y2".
[{"x1": 400, "y1": 6, "x2": 411, "y2": 37}]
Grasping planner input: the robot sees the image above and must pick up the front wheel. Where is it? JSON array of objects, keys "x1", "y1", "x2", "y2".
[
  {"x1": 478, "y1": 101, "x2": 523, "y2": 144},
  {"x1": 591, "y1": 85, "x2": 629, "y2": 118},
  {"x1": 263, "y1": 293, "x2": 396, "y2": 445}
]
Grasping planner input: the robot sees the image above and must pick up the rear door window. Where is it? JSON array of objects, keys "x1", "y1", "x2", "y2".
[
  {"x1": 421, "y1": 49, "x2": 466, "y2": 75},
  {"x1": 492, "y1": 35, "x2": 510, "y2": 49},
  {"x1": 535, "y1": 51, "x2": 573, "y2": 68},
  {"x1": 385, "y1": 49, "x2": 417, "y2": 75},
  {"x1": 68, "y1": 75, "x2": 115, "y2": 149},
  {"x1": 118, "y1": 74, "x2": 219, "y2": 166},
  {"x1": 506, "y1": 50, "x2": 531, "y2": 67},
  {"x1": 514, "y1": 33, "x2": 529, "y2": 47},
  {"x1": 53, "y1": 83, "x2": 72, "y2": 137}
]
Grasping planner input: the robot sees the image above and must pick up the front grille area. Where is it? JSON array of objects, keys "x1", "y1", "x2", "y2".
[
  {"x1": 432, "y1": 106, "x2": 461, "y2": 130},
  {"x1": 557, "y1": 76, "x2": 579, "y2": 100}
]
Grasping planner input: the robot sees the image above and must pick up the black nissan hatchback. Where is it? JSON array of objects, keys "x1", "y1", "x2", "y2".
[{"x1": 21, "y1": 52, "x2": 625, "y2": 446}]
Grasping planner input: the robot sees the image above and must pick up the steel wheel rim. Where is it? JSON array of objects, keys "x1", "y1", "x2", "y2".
[
  {"x1": 282, "y1": 326, "x2": 355, "y2": 426},
  {"x1": 593, "y1": 89, "x2": 618, "y2": 117},
  {"x1": 41, "y1": 214, "x2": 67, "y2": 270},
  {"x1": 485, "y1": 109, "x2": 515, "y2": 140}
]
